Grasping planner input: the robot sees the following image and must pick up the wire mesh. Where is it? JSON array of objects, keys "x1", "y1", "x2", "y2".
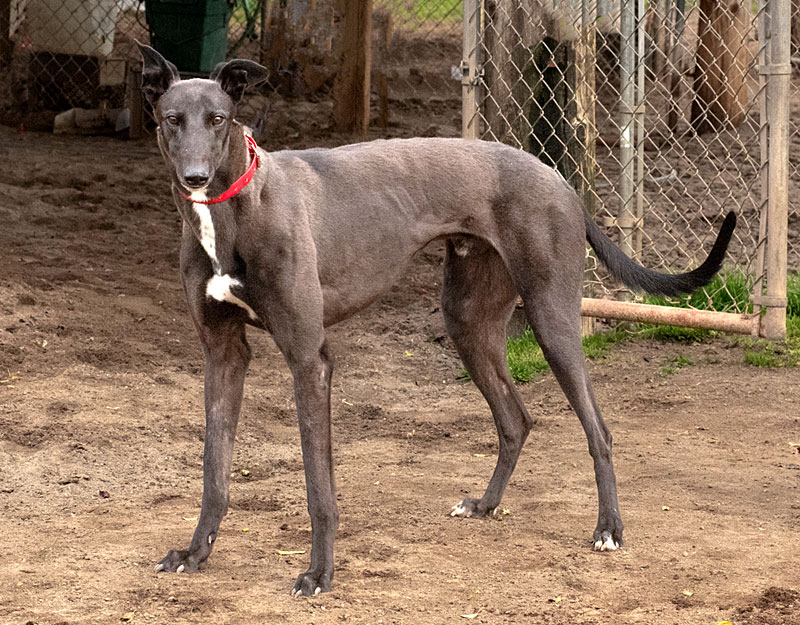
[
  {"x1": 1, "y1": 0, "x2": 793, "y2": 321},
  {"x1": 469, "y1": 0, "x2": 777, "y2": 315}
]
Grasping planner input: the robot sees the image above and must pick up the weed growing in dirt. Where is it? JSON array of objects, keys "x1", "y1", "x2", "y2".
[
  {"x1": 500, "y1": 327, "x2": 627, "y2": 383},
  {"x1": 739, "y1": 315, "x2": 800, "y2": 368},
  {"x1": 660, "y1": 354, "x2": 693, "y2": 375}
]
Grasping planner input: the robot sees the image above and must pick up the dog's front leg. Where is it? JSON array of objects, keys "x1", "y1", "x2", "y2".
[
  {"x1": 156, "y1": 236, "x2": 251, "y2": 574},
  {"x1": 290, "y1": 341, "x2": 337, "y2": 596},
  {"x1": 251, "y1": 268, "x2": 338, "y2": 595}
]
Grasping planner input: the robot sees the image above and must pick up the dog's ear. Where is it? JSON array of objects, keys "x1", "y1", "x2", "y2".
[
  {"x1": 211, "y1": 59, "x2": 268, "y2": 104},
  {"x1": 136, "y1": 41, "x2": 179, "y2": 109}
]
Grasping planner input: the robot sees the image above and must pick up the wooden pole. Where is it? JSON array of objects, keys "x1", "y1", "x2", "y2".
[
  {"x1": 691, "y1": 0, "x2": 750, "y2": 133},
  {"x1": 760, "y1": 0, "x2": 790, "y2": 339},
  {"x1": 0, "y1": 0, "x2": 11, "y2": 67},
  {"x1": 332, "y1": 0, "x2": 373, "y2": 135},
  {"x1": 581, "y1": 299, "x2": 758, "y2": 335},
  {"x1": 461, "y1": 0, "x2": 481, "y2": 140},
  {"x1": 128, "y1": 66, "x2": 144, "y2": 140},
  {"x1": 374, "y1": 9, "x2": 392, "y2": 129}
]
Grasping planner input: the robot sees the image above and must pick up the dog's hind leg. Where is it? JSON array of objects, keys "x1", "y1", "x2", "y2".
[
  {"x1": 442, "y1": 238, "x2": 534, "y2": 519},
  {"x1": 156, "y1": 234, "x2": 252, "y2": 574},
  {"x1": 518, "y1": 268, "x2": 623, "y2": 551}
]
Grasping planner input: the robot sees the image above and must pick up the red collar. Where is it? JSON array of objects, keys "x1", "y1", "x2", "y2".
[{"x1": 183, "y1": 135, "x2": 260, "y2": 205}]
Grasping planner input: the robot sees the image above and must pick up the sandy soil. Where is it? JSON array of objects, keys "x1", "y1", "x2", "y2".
[{"x1": 0, "y1": 119, "x2": 798, "y2": 625}]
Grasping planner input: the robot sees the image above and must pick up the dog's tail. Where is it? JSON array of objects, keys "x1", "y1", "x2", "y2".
[{"x1": 585, "y1": 211, "x2": 736, "y2": 297}]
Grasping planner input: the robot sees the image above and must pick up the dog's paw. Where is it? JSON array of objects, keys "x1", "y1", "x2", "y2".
[
  {"x1": 449, "y1": 497, "x2": 494, "y2": 519},
  {"x1": 291, "y1": 569, "x2": 332, "y2": 597},
  {"x1": 154, "y1": 548, "x2": 206, "y2": 574},
  {"x1": 592, "y1": 532, "x2": 620, "y2": 552}
]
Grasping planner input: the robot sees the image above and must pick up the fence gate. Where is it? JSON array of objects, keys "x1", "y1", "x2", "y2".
[{"x1": 461, "y1": 0, "x2": 792, "y2": 339}]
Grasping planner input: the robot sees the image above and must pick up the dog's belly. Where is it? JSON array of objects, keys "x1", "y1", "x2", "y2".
[{"x1": 319, "y1": 253, "x2": 416, "y2": 327}]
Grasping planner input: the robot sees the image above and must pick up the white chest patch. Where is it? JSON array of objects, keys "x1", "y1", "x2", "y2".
[
  {"x1": 190, "y1": 194, "x2": 257, "y2": 320},
  {"x1": 192, "y1": 199, "x2": 219, "y2": 268},
  {"x1": 206, "y1": 274, "x2": 258, "y2": 320}
]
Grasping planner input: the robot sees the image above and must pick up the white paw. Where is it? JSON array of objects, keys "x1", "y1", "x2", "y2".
[
  {"x1": 593, "y1": 535, "x2": 619, "y2": 552},
  {"x1": 450, "y1": 500, "x2": 471, "y2": 518}
]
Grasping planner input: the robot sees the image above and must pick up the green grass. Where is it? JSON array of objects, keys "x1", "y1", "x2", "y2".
[
  {"x1": 660, "y1": 354, "x2": 693, "y2": 375},
  {"x1": 738, "y1": 315, "x2": 800, "y2": 368},
  {"x1": 496, "y1": 271, "x2": 800, "y2": 382},
  {"x1": 640, "y1": 269, "x2": 754, "y2": 314},
  {"x1": 385, "y1": 0, "x2": 462, "y2": 23},
  {"x1": 501, "y1": 327, "x2": 627, "y2": 383}
]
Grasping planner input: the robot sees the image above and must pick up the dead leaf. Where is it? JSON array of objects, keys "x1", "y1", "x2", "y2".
[
  {"x1": 276, "y1": 549, "x2": 306, "y2": 556},
  {"x1": 682, "y1": 590, "x2": 694, "y2": 596},
  {"x1": 121, "y1": 612, "x2": 134, "y2": 622},
  {"x1": 460, "y1": 613, "x2": 479, "y2": 619}
]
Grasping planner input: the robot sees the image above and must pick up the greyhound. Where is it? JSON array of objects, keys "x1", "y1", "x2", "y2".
[{"x1": 137, "y1": 43, "x2": 736, "y2": 596}]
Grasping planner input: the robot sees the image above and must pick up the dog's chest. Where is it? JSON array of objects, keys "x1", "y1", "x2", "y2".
[{"x1": 190, "y1": 199, "x2": 221, "y2": 273}]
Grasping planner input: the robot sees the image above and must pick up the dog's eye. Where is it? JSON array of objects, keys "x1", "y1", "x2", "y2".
[
  {"x1": 165, "y1": 114, "x2": 179, "y2": 126},
  {"x1": 212, "y1": 115, "x2": 226, "y2": 126}
]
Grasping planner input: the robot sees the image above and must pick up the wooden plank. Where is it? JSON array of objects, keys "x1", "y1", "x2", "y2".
[{"x1": 333, "y1": 0, "x2": 372, "y2": 135}]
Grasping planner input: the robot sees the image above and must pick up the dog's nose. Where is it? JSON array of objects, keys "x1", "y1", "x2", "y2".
[{"x1": 184, "y1": 172, "x2": 209, "y2": 188}]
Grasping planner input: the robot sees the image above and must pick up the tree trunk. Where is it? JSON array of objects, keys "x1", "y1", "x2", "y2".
[
  {"x1": 690, "y1": 0, "x2": 750, "y2": 133},
  {"x1": 261, "y1": 0, "x2": 336, "y2": 96}
]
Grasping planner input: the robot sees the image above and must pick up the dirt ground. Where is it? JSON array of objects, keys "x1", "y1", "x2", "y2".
[{"x1": 0, "y1": 113, "x2": 798, "y2": 625}]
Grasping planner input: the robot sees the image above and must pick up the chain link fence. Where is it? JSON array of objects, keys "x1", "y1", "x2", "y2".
[
  {"x1": 0, "y1": 0, "x2": 465, "y2": 136},
  {"x1": 1, "y1": 0, "x2": 793, "y2": 335},
  {"x1": 462, "y1": 0, "x2": 794, "y2": 337}
]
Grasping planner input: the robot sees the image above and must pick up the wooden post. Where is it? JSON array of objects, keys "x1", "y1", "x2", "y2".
[
  {"x1": 690, "y1": 0, "x2": 750, "y2": 133},
  {"x1": 127, "y1": 65, "x2": 144, "y2": 140},
  {"x1": 760, "y1": 0, "x2": 790, "y2": 339},
  {"x1": 259, "y1": 0, "x2": 272, "y2": 67},
  {"x1": 461, "y1": 0, "x2": 481, "y2": 140},
  {"x1": 374, "y1": 9, "x2": 392, "y2": 129},
  {"x1": 0, "y1": 0, "x2": 11, "y2": 67},
  {"x1": 666, "y1": 0, "x2": 686, "y2": 134},
  {"x1": 333, "y1": 0, "x2": 373, "y2": 135}
]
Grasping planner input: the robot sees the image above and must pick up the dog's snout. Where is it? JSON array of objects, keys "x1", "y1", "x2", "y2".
[{"x1": 184, "y1": 171, "x2": 210, "y2": 189}]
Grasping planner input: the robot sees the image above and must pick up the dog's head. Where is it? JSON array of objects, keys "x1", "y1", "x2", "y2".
[{"x1": 136, "y1": 42, "x2": 267, "y2": 193}]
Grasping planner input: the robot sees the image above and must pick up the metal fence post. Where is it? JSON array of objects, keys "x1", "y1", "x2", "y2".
[
  {"x1": 760, "y1": 0, "x2": 790, "y2": 339},
  {"x1": 461, "y1": 0, "x2": 482, "y2": 140},
  {"x1": 618, "y1": 0, "x2": 636, "y2": 257}
]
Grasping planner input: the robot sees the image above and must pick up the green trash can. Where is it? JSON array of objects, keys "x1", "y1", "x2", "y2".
[{"x1": 145, "y1": 0, "x2": 234, "y2": 74}]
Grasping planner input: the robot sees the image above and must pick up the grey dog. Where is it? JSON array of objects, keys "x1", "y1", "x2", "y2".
[{"x1": 137, "y1": 43, "x2": 735, "y2": 596}]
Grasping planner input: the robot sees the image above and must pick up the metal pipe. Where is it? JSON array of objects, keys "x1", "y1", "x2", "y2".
[
  {"x1": 619, "y1": 0, "x2": 636, "y2": 257},
  {"x1": 760, "y1": 0, "x2": 790, "y2": 339},
  {"x1": 635, "y1": 0, "x2": 645, "y2": 259}
]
